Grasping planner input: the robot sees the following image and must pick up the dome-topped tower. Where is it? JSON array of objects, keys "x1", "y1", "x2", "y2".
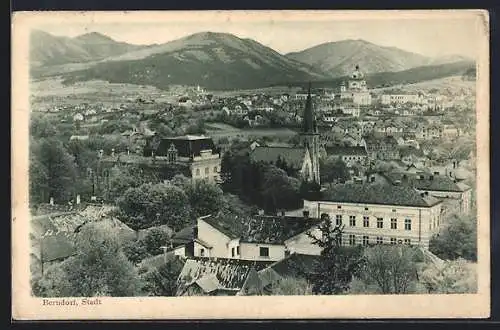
[{"x1": 351, "y1": 64, "x2": 364, "y2": 80}]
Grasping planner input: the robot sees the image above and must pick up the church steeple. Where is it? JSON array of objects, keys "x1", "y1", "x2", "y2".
[
  {"x1": 299, "y1": 82, "x2": 320, "y2": 186},
  {"x1": 302, "y1": 82, "x2": 316, "y2": 133}
]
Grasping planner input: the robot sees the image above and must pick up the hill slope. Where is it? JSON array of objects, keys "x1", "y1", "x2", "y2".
[
  {"x1": 30, "y1": 30, "x2": 148, "y2": 67},
  {"x1": 286, "y1": 39, "x2": 432, "y2": 76},
  {"x1": 286, "y1": 39, "x2": 473, "y2": 77},
  {"x1": 59, "y1": 32, "x2": 329, "y2": 90},
  {"x1": 271, "y1": 60, "x2": 476, "y2": 90}
]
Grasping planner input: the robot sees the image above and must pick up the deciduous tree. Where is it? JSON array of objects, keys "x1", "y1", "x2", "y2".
[
  {"x1": 429, "y1": 213, "x2": 477, "y2": 261},
  {"x1": 117, "y1": 183, "x2": 192, "y2": 231},
  {"x1": 361, "y1": 245, "x2": 420, "y2": 294},
  {"x1": 34, "y1": 223, "x2": 143, "y2": 297}
]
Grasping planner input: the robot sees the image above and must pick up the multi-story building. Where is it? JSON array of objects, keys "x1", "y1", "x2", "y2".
[
  {"x1": 303, "y1": 183, "x2": 444, "y2": 248},
  {"x1": 339, "y1": 65, "x2": 372, "y2": 106},
  {"x1": 143, "y1": 135, "x2": 222, "y2": 183},
  {"x1": 364, "y1": 135, "x2": 400, "y2": 160},
  {"x1": 376, "y1": 171, "x2": 473, "y2": 214},
  {"x1": 186, "y1": 213, "x2": 322, "y2": 262},
  {"x1": 325, "y1": 145, "x2": 369, "y2": 167},
  {"x1": 380, "y1": 93, "x2": 427, "y2": 105}
]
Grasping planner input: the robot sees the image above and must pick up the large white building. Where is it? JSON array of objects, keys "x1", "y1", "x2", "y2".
[
  {"x1": 303, "y1": 183, "x2": 443, "y2": 248},
  {"x1": 339, "y1": 65, "x2": 372, "y2": 106},
  {"x1": 187, "y1": 213, "x2": 322, "y2": 262}
]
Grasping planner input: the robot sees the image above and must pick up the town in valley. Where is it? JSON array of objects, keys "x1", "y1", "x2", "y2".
[{"x1": 29, "y1": 18, "x2": 479, "y2": 298}]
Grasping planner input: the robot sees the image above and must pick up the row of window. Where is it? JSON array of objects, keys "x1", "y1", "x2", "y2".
[
  {"x1": 347, "y1": 234, "x2": 412, "y2": 246},
  {"x1": 195, "y1": 166, "x2": 219, "y2": 176},
  {"x1": 335, "y1": 215, "x2": 412, "y2": 230}
]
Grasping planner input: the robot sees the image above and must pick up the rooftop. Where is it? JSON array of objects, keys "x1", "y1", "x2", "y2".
[
  {"x1": 318, "y1": 183, "x2": 442, "y2": 208},
  {"x1": 383, "y1": 171, "x2": 471, "y2": 192},
  {"x1": 258, "y1": 253, "x2": 320, "y2": 287},
  {"x1": 176, "y1": 257, "x2": 272, "y2": 295},
  {"x1": 200, "y1": 213, "x2": 320, "y2": 244}
]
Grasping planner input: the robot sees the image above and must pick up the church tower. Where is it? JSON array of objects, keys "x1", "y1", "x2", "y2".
[{"x1": 300, "y1": 83, "x2": 321, "y2": 185}]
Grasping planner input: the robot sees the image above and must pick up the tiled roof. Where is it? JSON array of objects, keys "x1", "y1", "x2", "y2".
[
  {"x1": 171, "y1": 225, "x2": 196, "y2": 244},
  {"x1": 383, "y1": 171, "x2": 471, "y2": 192},
  {"x1": 155, "y1": 136, "x2": 218, "y2": 158},
  {"x1": 319, "y1": 183, "x2": 442, "y2": 207},
  {"x1": 326, "y1": 145, "x2": 367, "y2": 156},
  {"x1": 250, "y1": 146, "x2": 307, "y2": 169},
  {"x1": 176, "y1": 257, "x2": 271, "y2": 295},
  {"x1": 258, "y1": 253, "x2": 320, "y2": 287},
  {"x1": 201, "y1": 214, "x2": 320, "y2": 244}
]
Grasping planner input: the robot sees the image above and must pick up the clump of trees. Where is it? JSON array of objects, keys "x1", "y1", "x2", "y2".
[
  {"x1": 116, "y1": 183, "x2": 192, "y2": 231},
  {"x1": 420, "y1": 258, "x2": 477, "y2": 294},
  {"x1": 352, "y1": 245, "x2": 422, "y2": 294},
  {"x1": 429, "y1": 213, "x2": 477, "y2": 261},
  {"x1": 140, "y1": 257, "x2": 185, "y2": 296},
  {"x1": 33, "y1": 223, "x2": 144, "y2": 297},
  {"x1": 319, "y1": 157, "x2": 350, "y2": 184},
  {"x1": 220, "y1": 145, "x2": 303, "y2": 214}
]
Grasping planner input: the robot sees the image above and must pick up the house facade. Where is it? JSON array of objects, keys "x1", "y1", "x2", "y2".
[
  {"x1": 303, "y1": 183, "x2": 443, "y2": 248},
  {"x1": 144, "y1": 135, "x2": 222, "y2": 183},
  {"x1": 189, "y1": 213, "x2": 321, "y2": 262}
]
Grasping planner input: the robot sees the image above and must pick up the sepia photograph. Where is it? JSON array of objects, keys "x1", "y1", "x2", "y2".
[{"x1": 11, "y1": 10, "x2": 490, "y2": 320}]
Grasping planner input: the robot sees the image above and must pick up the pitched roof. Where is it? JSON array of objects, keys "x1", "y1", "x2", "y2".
[
  {"x1": 383, "y1": 171, "x2": 471, "y2": 192},
  {"x1": 318, "y1": 183, "x2": 442, "y2": 207},
  {"x1": 171, "y1": 225, "x2": 196, "y2": 245},
  {"x1": 257, "y1": 253, "x2": 320, "y2": 288},
  {"x1": 250, "y1": 146, "x2": 307, "y2": 169},
  {"x1": 200, "y1": 214, "x2": 320, "y2": 244},
  {"x1": 326, "y1": 145, "x2": 367, "y2": 156},
  {"x1": 176, "y1": 257, "x2": 271, "y2": 295},
  {"x1": 151, "y1": 136, "x2": 219, "y2": 158}
]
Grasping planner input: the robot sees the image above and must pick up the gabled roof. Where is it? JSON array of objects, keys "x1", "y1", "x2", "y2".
[
  {"x1": 383, "y1": 171, "x2": 471, "y2": 192},
  {"x1": 176, "y1": 257, "x2": 271, "y2": 295},
  {"x1": 250, "y1": 146, "x2": 307, "y2": 169},
  {"x1": 152, "y1": 136, "x2": 219, "y2": 158},
  {"x1": 200, "y1": 214, "x2": 320, "y2": 245},
  {"x1": 258, "y1": 253, "x2": 320, "y2": 288},
  {"x1": 318, "y1": 183, "x2": 442, "y2": 208}
]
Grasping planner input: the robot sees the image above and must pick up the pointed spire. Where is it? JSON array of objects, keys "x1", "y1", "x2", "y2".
[{"x1": 302, "y1": 82, "x2": 315, "y2": 133}]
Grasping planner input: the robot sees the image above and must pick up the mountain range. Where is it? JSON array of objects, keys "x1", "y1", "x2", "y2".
[{"x1": 30, "y1": 30, "x2": 475, "y2": 90}]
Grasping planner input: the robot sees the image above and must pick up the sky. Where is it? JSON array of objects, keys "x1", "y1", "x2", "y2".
[{"x1": 37, "y1": 12, "x2": 484, "y2": 59}]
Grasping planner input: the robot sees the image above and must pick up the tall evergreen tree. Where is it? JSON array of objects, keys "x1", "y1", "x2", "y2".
[{"x1": 307, "y1": 215, "x2": 365, "y2": 295}]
